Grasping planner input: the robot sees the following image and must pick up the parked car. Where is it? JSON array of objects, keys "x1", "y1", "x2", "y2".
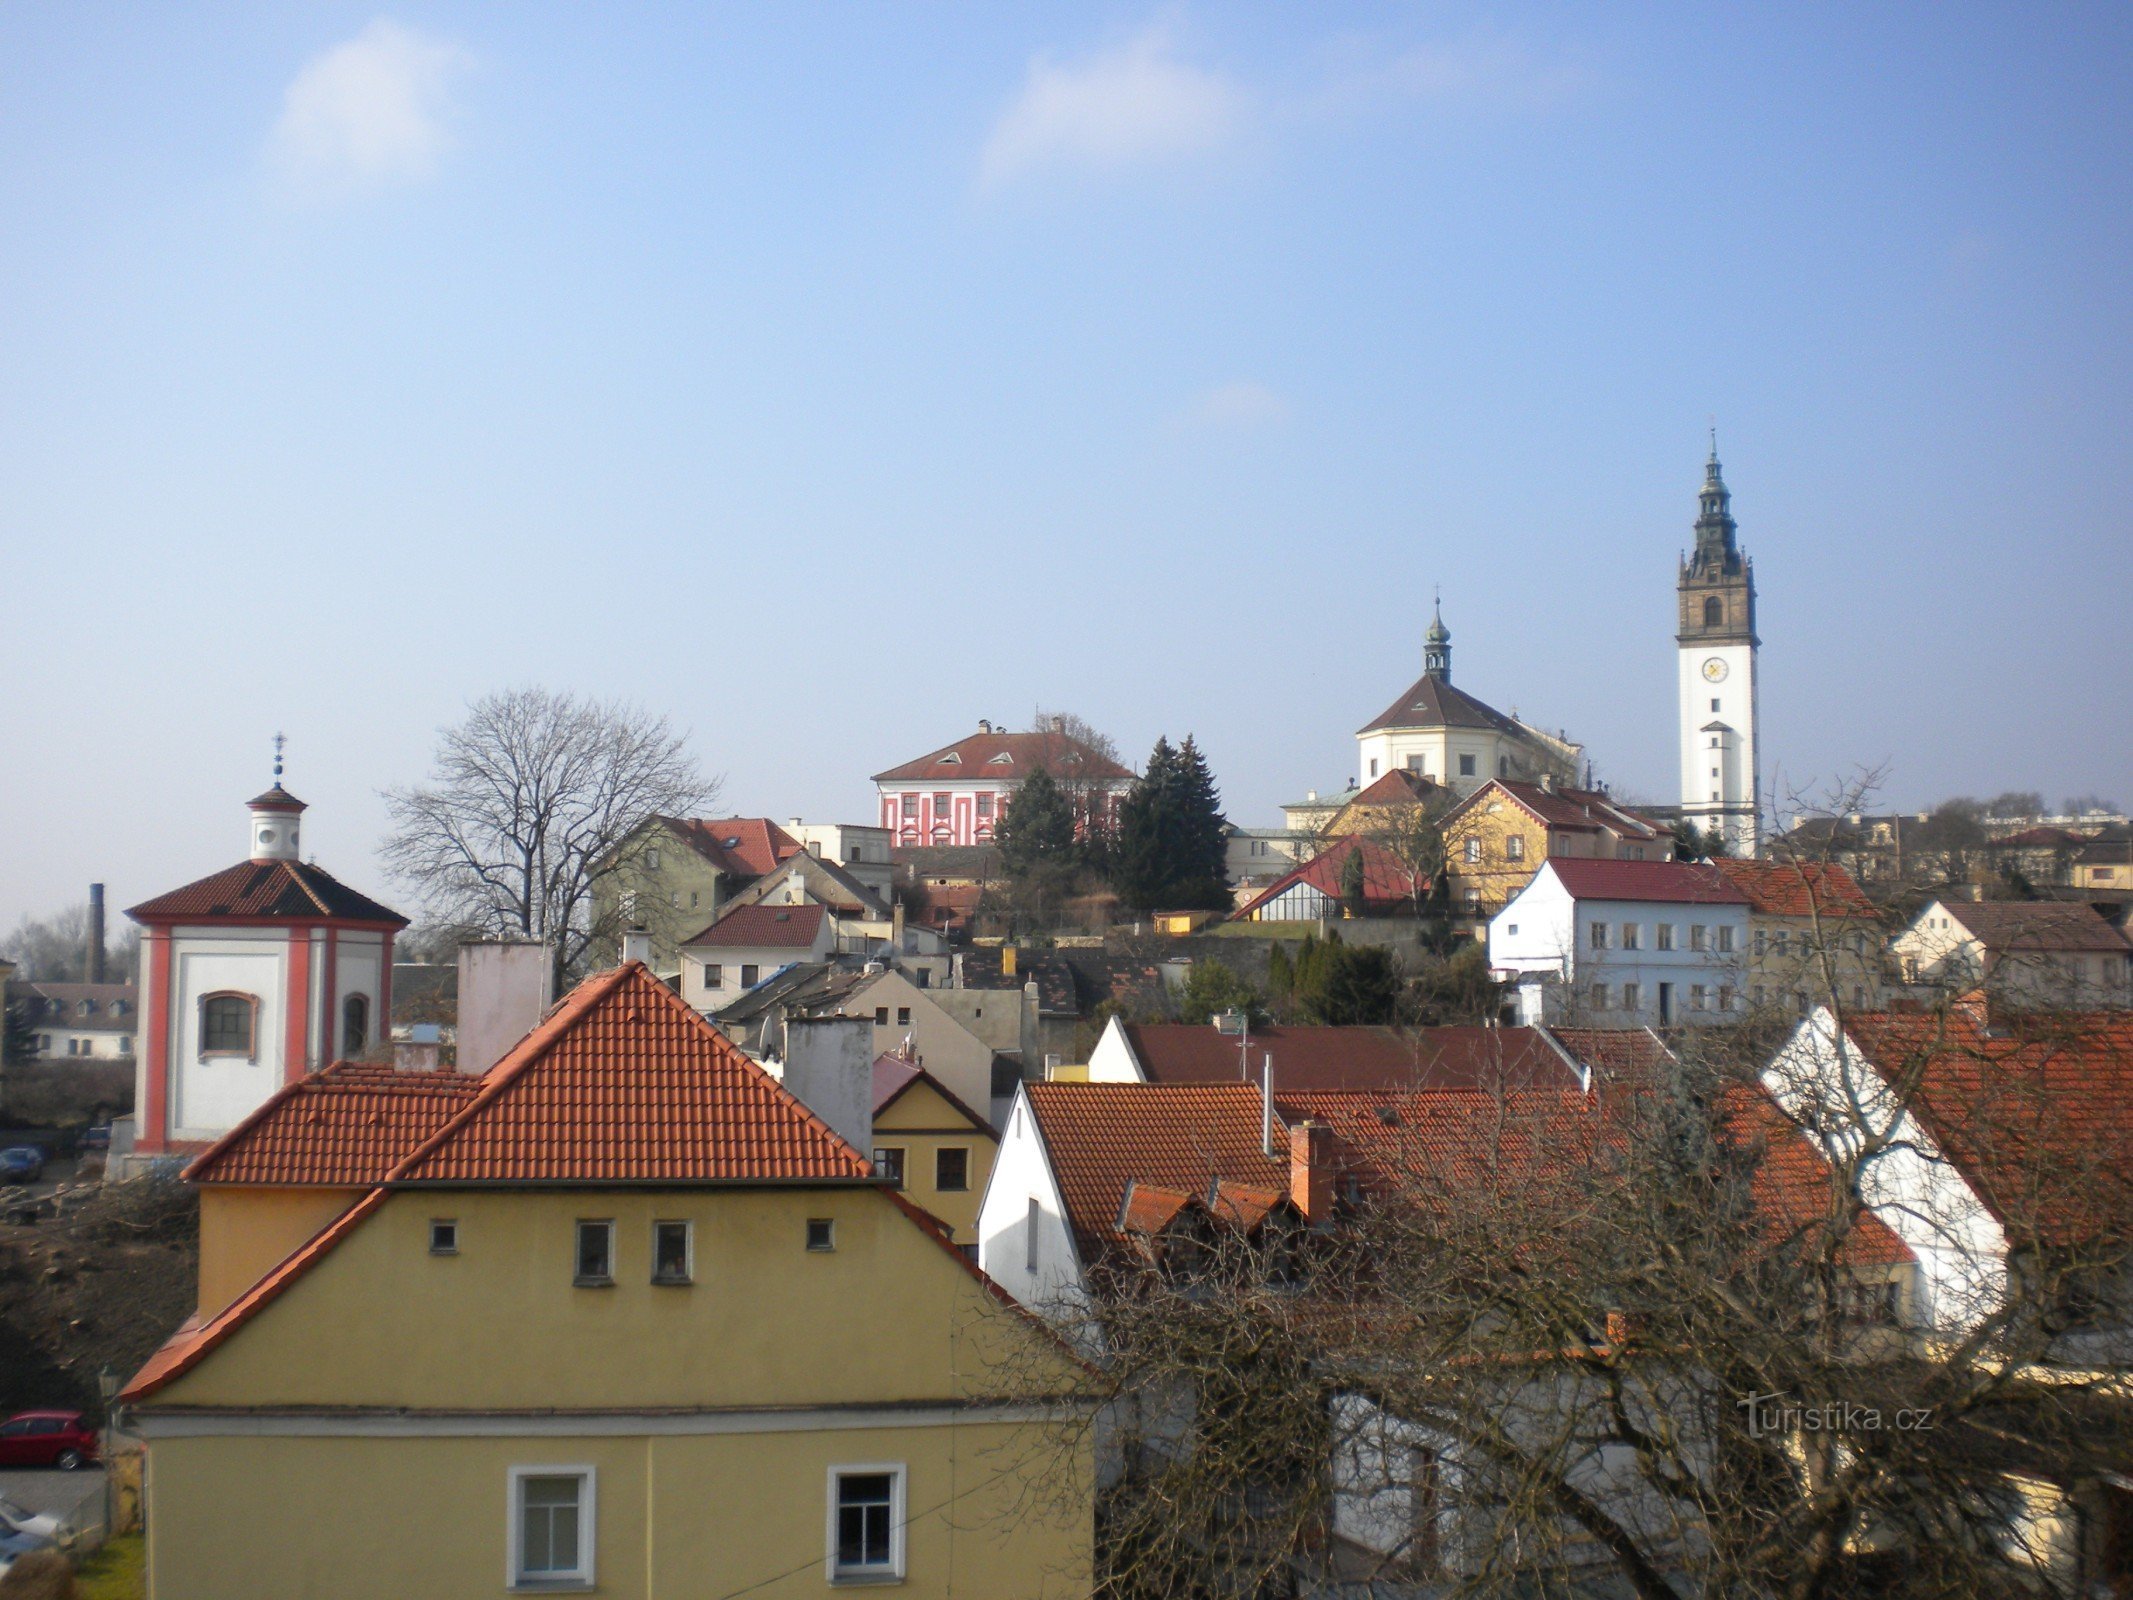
[
  {"x1": 0, "y1": 1148, "x2": 44, "y2": 1184},
  {"x1": 0, "y1": 1494, "x2": 68, "y2": 1547},
  {"x1": 0, "y1": 1413, "x2": 97, "y2": 1470},
  {"x1": 77, "y1": 1124, "x2": 111, "y2": 1152}
]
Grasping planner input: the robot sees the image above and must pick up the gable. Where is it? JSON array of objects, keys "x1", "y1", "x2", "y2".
[
  {"x1": 152, "y1": 1186, "x2": 1080, "y2": 1412},
  {"x1": 875, "y1": 1075, "x2": 994, "y2": 1136}
]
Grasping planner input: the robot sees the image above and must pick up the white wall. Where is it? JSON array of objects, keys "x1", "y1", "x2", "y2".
[
  {"x1": 170, "y1": 930, "x2": 288, "y2": 1141},
  {"x1": 1677, "y1": 641, "x2": 1760, "y2": 853},
  {"x1": 1491, "y1": 871, "x2": 1750, "y2": 1024},
  {"x1": 333, "y1": 932, "x2": 385, "y2": 1058},
  {"x1": 1085, "y1": 1016, "x2": 1146, "y2": 1083},
  {"x1": 975, "y1": 1087, "x2": 1093, "y2": 1341}
]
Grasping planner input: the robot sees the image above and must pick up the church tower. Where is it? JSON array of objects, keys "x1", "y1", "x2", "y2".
[{"x1": 1676, "y1": 437, "x2": 1761, "y2": 854}]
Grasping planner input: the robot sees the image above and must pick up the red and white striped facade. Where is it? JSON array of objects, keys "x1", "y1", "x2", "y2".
[{"x1": 872, "y1": 723, "x2": 1136, "y2": 848}]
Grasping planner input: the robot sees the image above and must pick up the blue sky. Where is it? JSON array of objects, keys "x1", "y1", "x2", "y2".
[{"x1": 4, "y1": 4, "x2": 2130, "y2": 929}]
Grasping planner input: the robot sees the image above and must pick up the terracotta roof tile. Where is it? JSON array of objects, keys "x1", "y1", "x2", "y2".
[
  {"x1": 1465, "y1": 779, "x2": 1668, "y2": 840},
  {"x1": 873, "y1": 730, "x2": 1135, "y2": 784},
  {"x1": 127, "y1": 859, "x2": 406, "y2": 926},
  {"x1": 394, "y1": 964, "x2": 873, "y2": 1184},
  {"x1": 184, "y1": 1063, "x2": 482, "y2": 1186},
  {"x1": 1234, "y1": 836, "x2": 1428, "y2": 919},
  {"x1": 680, "y1": 902, "x2": 828, "y2": 950},
  {"x1": 1939, "y1": 900, "x2": 2132, "y2": 954},
  {"x1": 659, "y1": 817, "x2": 803, "y2": 879},
  {"x1": 1710, "y1": 859, "x2": 1879, "y2": 919},
  {"x1": 1117, "y1": 1022, "x2": 1585, "y2": 1093},
  {"x1": 1542, "y1": 858, "x2": 1750, "y2": 906},
  {"x1": 1845, "y1": 1010, "x2": 2133, "y2": 1241}
]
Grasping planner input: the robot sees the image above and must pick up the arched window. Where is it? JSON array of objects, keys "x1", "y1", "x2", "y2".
[
  {"x1": 343, "y1": 994, "x2": 370, "y2": 1056},
  {"x1": 1703, "y1": 596, "x2": 1723, "y2": 628},
  {"x1": 200, "y1": 993, "x2": 257, "y2": 1057}
]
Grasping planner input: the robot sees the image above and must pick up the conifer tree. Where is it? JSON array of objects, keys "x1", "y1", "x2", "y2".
[
  {"x1": 995, "y1": 767, "x2": 1076, "y2": 877},
  {"x1": 1115, "y1": 736, "x2": 1231, "y2": 911}
]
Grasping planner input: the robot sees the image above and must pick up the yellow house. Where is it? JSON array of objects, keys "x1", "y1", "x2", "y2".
[
  {"x1": 1441, "y1": 778, "x2": 1672, "y2": 916},
  {"x1": 869, "y1": 1055, "x2": 997, "y2": 1249},
  {"x1": 124, "y1": 964, "x2": 1093, "y2": 1600}
]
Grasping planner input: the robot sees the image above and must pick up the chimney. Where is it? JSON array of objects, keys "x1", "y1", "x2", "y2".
[
  {"x1": 621, "y1": 927, "x2": 654, "y2": 966},
  {"x1": 1289, "y1": 1120, "x2": 1333, "y2": 1228},
  {"x1": 782, "y1": 1015, "x2": 874, "y2": 1154},
  {"x1": 1261, "y1": 1053, "x2": 1274, "y2": 1157},
  {"x1": 892, "y1": 896, "x2": 906, "y2": 951},
  {"x1": 951, "y1": 952, "x2": 965, "y2": 988},
  {"x1": 1001, "y1": 945, "x2": 1017, "y2": 978},
  {"x1": 87, "y1": 884, "x2": 106, "y2": 985},
  {"x1": 1539, "y1": 772, "x2": 1555, "y2": 794},
  {"x1": 455, "y1": 939, "x2": 555, "y2": 1077},
  {"x1": 978, "y1": 718, "x2": 992, "y2": 734}
]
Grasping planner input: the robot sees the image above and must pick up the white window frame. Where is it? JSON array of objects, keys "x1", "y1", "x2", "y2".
[
  {"x1": 507, "y1": 1464, "x2": 596, "y2": 1591},
  {"x1": 825, "y1": 1462, "x2": 906, "y2": 1583}
]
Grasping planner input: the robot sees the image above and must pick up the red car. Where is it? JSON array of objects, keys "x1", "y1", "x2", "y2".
[{"x1": 0, "y1": 1412, "x2": 97, "y2": 1470}]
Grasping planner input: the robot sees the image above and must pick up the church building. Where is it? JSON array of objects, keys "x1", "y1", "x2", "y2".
[
  {"x1": 1676, "y1": 441, "x2": 1762, "y2": 854},
  {"x1": 125, "y1": 770, "x2": 407, "y2": 1160},
  {"x1": 1355, "y1": 601, "x2": 1582, "y2": 798}
]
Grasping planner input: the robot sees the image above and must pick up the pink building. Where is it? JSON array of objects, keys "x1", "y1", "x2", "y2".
[{"x1": 872, "y1": 721, "x2": 1136, "y2": 847}]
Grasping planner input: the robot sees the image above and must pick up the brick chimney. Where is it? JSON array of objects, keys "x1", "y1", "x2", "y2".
[
  {"x1": 87, "y1": 884, "x2": 106, "y2": 984},
  {"x1": 1288, "y1": 1121, "x2": 1334, "y2": 1228}
]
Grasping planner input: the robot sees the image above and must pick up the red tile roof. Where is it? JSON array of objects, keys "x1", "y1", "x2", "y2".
[
  {"x1": 659, "y1": 817, "x2": 803, "y2": 880},
  {"x1": 1117, "y1": 1022, "x2": 1585, "y2": 1093},
  {"x1": 1233, "y1": 836, "x2": 1427, "y2": 919},
  {"x1": 1342, "y1": 769, "x2": 1444, "y2": 810},
  {"x1": 392, "y1": 964, "x2": 871, "y2": 1184},
  {"x1": 122, "y1": 964, "x2": 1038, "y2": 1405},
  {"x1": 1939, "y1": 900, "x2": 2132, "y2": 954},
  {"x1": 1024, "y1": 1083, "x2": 1284, "y2": 1263},
  {"x1": 184, "y1": 1064, "x2": 482, "y2": 1186},
  {"x1": 1845, "y1": 1010, "x2": 2133, "y2": 1241},
  {"x1": 1540, "y1": 858, "x2": 1750, "y2": 906},
  {"x1": 127, "y1": 859, "x2": 407, "y2": 927},
  {"x1": 680, "y1": 902, "x2": 828, "y2": 950},
  {"x1": 873, "y1": 730, "x2": 1135, "y2": 785},
  {"x1": 1710, "y1": 859, "x2": 1880, "y2": 919},
  {"x1": 1458, "y1": 779, "x2": 1668, "y2": 840}
]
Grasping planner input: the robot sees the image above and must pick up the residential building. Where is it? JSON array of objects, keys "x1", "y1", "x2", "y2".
[
  {"x1": 1087, "y1": 1016, "x2": 1588, "y2": 1092},
  {"x1": 1765, "y1": 1001, "x2": 2133, "y2": 1352},
  {"x1": 1489, "y1": 858, "x2": 1753, "y2": 1026},
  {"x1": 680, "y1": 903, "x2": 837, "y2": 1011},
  {"x1": 2074, "y1": 831, "x2": 2133, "y2": 892},
  {"x1": 1231, "y1": 836, "x2": 1428, "y2": 923},
  {"x1": 1280, "y1": 786, "x2": 1360, "y2": 836},
  {"x1": 870, "y1": 1053, "x2": 997, "y2": 1249},
  {"x1": 1708, "y1": 857, "x2": 1888, "y2": 1015},
  {"x1": 124, "y1": 777, "x2": 406, "y2": 1160},
  {"x1": 786, "y1": 820, "x2": 895, "y2": 899},
  {"x1": 591, "y1": 816, "x2": 806, "y2": 971},
  {"x1": 1440, "y1": 777, "x2": 1672, "y2": 915},
  {"x1": 1355, "y1": 600, "x2": 1581, "y2": 798},
  {"x1": 1675, "y1": 440, "x2": 1762, "y2": 854},
  {"x1": 1891, "y1": 898, "x2": 2133, "y2": 1008},
  {"x1": 5, "y1": 980, "x2": 138, "y2": 1061},
  {"x1": 1222, "y1": 824, "x2": 1313, "y2": 899},
  {"x1": 873, "y1": 720, "x2": 1136, "y2": 848},
  {"x1": 124, "y1": 962, "x2": 1094, "y2": 1600}
]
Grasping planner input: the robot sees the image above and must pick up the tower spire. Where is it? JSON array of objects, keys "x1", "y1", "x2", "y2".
[
  {"x1": 273, "y1": 731, "x2": 286, "y2": 784},
  {"x1": 1423, "y1": 591, "x2": 1451, "y2": 680}
]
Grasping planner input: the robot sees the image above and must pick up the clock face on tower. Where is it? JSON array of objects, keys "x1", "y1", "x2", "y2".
[{"x1": 1701, "y1": 657, "x2": 1729, "y2": 683}]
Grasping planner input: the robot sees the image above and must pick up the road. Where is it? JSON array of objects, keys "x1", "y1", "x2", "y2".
[{"x1": 0, "y1": 1465, "x2": 106, "y2": 1542}]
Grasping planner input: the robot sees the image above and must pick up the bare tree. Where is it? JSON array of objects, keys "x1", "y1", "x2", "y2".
[
  {"x1": 1, "y1": 905, "x2": 139, "y2": 984},
  {"x1": 380, "y1": 688, "x2": 718, "y2": 981}
]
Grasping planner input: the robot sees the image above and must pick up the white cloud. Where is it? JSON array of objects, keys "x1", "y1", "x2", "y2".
[
  {"x1": 270, "y1": 19, "x2": 469, "y2": 200},
  {"x1": 1182, "y1": 381, "x2": 1291, "y2": 431},
  {"x1": 980, "y1": 24, "x2": 1246, "y2": 189}
]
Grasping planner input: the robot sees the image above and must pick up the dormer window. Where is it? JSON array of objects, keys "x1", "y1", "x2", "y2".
[
  {"x1": 987, "y1": 752, "x2": 1012, "y2": 765},
  {"x1": 940, "y1": 752, "x2": 962, "y2": 765}
]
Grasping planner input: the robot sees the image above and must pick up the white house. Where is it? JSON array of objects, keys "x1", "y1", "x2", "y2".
[
  {"x1": 7, "y1": 981, "x2": 138, "y2": 1062},
  {"x1": 678, "y1": 903, "x2": 835, "y2": 1012},
  {"x1": 1489, "y1": 858, "x2": 1752, "y2": 1026},
  {"x1": 1890, "y1": 898, "x2": 2133, "y2": 1010}
]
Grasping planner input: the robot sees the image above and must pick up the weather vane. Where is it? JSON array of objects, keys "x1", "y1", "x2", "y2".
[{"x1": 273, "y1": 731, "x2": 285, "y2": 783}]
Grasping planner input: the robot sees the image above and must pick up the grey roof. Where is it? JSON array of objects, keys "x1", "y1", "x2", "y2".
[
  {"x1": 1358, "y1": 672, "x2": 1526, "y2": 736},
  {"x1": 892, "y1": 845, "x2": 1004, "y2": 883},
  {"x1": 7, "y1": 980, "x2": 139, "y2": 1033}
]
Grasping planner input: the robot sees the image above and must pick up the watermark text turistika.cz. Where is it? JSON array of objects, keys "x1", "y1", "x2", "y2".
[{"x1": 1739, "y1": 1392, "x2": 1936, "y2": 1440}]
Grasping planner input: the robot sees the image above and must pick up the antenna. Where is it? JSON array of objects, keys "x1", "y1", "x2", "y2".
[{"x1": 273, "y1": 731, "x2": 286, "y2": 783}]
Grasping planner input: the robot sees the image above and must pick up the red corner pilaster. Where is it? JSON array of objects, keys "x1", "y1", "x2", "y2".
[
  {"x1": 140, "y1": 928, "x2": 173, "y2": 1151},
  {"x1": 285, "y1": 927, "x2": 313, "y2": 1083}
]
